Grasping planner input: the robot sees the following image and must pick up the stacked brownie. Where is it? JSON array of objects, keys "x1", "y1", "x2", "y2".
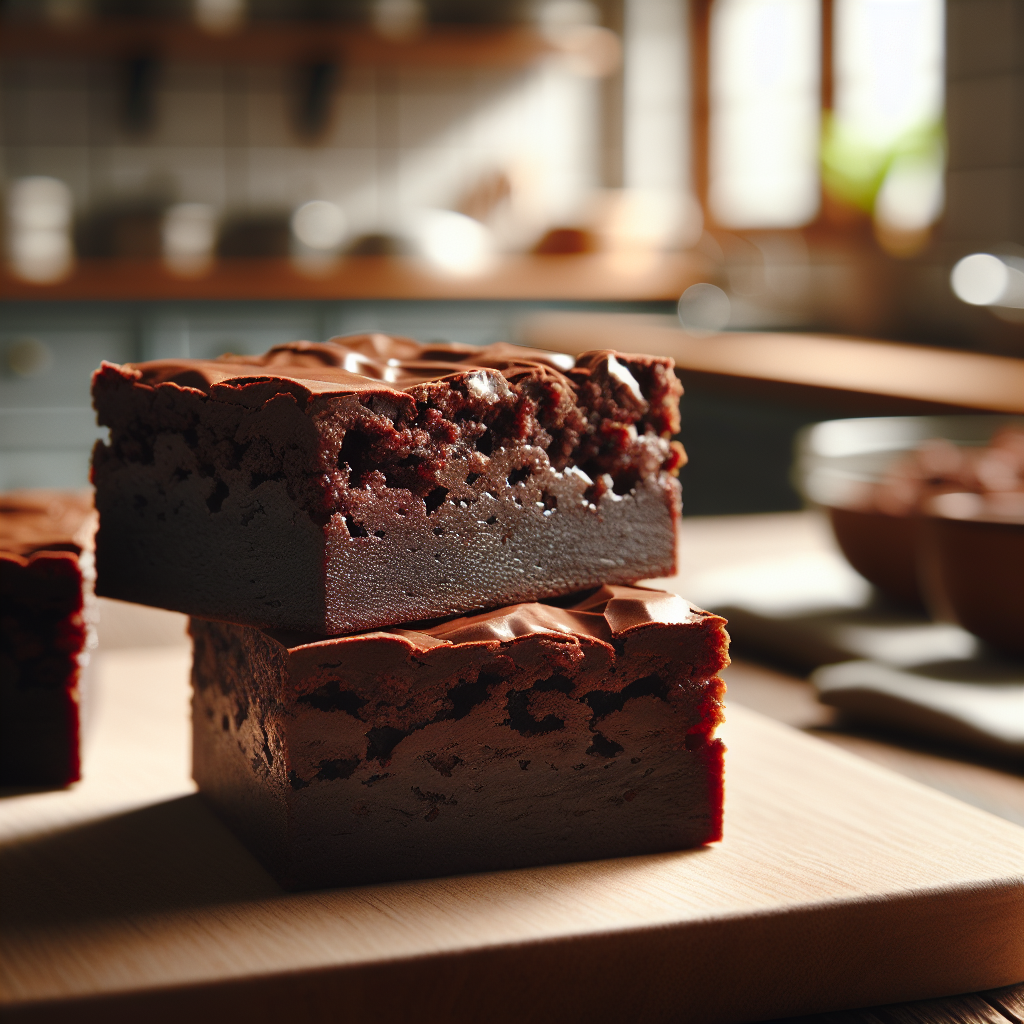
[{"x1": 92, "y1": 333, "x2": 729, "y2": 889}]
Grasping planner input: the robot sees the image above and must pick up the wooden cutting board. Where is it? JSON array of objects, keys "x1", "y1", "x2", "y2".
[{"x1": 1, "y1": 647, "x2": 1021, "y2": 1024}]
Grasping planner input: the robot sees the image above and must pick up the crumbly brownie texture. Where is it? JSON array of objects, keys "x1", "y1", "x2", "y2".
[
  {"x1": 92, "y1": 334, "x2": 685, "y2": 635},
  {"x1": 0, "y1": 491, "x2": 95, "y2": 787},
  {"x1": 190, "y1": 584, "x2": 728, "y2": 890}
]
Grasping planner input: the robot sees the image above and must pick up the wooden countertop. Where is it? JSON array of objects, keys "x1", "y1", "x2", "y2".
[
  {"x1": 0, "y1": 254, "x2": 703, "y2": 303},
  {"x1": 0, "y1": 21, "x2": 555, "y2": 68},
  {"x1": 523, "y1": 311, "x2": 1024, "y2": 414}
]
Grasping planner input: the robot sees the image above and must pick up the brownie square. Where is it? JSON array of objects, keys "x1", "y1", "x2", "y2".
[
  {"x1": 190, "y1": 585, "x2": 728, "y2": 890},
  {"x1": 92, "y1": 334, "x2": 685, "y2": 635},
  {"x1": 0, "y1": 491, "x2": 95, "y2": 787}
]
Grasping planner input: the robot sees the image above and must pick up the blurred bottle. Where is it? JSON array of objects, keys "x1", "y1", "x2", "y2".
[
  {"x1": 194, "y1": 0, "x2": 247, "y2": 34},
  {"x1": 44, "y1": 0, "x2": 91, "y2": 28},
  {"x1": 410, "y1": 209, "x2": 495, "y2": 276},
  {"x1": 370, "y1": 0, "x2": 426, "y2": 41},
  {"x1": 291, "y1": 201, "x2": 347, "y2": 253},
  {"x1": 536, "y1": 0, "x2": 621, "y2": 78},
  {"x1": 6, "y1": 176, "x2": 75, "y2": 284},
  {"x1": 592, "y1": 188, "x2": 703, "y2": 253},
  {"x1": 163, "y1": 203, "x2": 219, "y2": 277},
  {"x1": 290, "y1": 200, "x2": 348, "y2": 276}
]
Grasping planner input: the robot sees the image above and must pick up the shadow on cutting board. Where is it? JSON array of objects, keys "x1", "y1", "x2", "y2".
[
  {"x1": 0, "y1": 790, "x2": 722, "y2": 930},
  {"x1": 0, "y1": 794, "x2": 283, "y2": 928}
]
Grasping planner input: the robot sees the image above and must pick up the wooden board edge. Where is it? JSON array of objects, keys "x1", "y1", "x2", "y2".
[{"x1": 5, "y1": 876, "x2": 1021, "y2": 1024}]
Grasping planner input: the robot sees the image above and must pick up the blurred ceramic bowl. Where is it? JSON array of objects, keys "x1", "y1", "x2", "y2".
[
  {"x1": 824, "y1": 504, "x2": 922, "y2": 606},
  {"x1": 919, "y1": 492, "x2": 1024, "y2": 656},
  {"x1": 795, "y1": 415, "x2": 1024, "y2": 608}
]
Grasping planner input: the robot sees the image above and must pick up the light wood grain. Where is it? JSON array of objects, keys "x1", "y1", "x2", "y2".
[
  {"x1": 775, "y1": 988, "x2": 1023, "y2": 1024},
  {"x1": 523, "y1": 312, "x2": 1024, "y2": 413},
  {"x1": 1, "y1": 647, "x2": 1021, "y2": 1024},
  {"x1": 981, "y1": 984, "x2": 1024, "y2": 1024}
]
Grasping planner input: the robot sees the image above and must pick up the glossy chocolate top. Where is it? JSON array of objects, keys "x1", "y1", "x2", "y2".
[
  {"x1": 104, "y1": 333, "x2": 665, "y2": 410},
  {"x1": 0, "y1": 490, "x2": 95, "y2": 557},
  {"x1": 281, "y1": 585, "x2": 713, "y2": 658}
]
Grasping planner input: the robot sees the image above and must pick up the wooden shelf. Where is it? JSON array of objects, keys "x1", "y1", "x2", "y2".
[
  {"x1": 0, "y1": 22, "x2": 554, "y2": 67},
  {"x1": 0, "y1": 254, "x2": 703, "y2": 303},
  {"x1": 523, "y1": 311, "x2": 1024, "y2": 414}
]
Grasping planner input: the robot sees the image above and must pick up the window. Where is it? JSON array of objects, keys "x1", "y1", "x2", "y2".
[
  {"x1": 696, "y1": 0, "x2": 944, "y2": 239},
  {"x1": 828, "y1": 0, "x2": 945, "y2": 245},
  {"x1": 708, "y1": 0, "x2": 821, "y2": 229}
]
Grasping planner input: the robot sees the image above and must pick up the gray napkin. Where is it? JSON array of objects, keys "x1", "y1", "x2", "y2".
[
  {"x1": 679, "y1": 547, "x2": 1024, "y2": 758},
  {"x1": 813, "y1": 659, "x2": 1023, "y2": 758}
]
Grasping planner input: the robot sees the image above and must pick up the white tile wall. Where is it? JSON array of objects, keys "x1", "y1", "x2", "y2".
[
  {"x1": 326, "y1": 87, "x2": 379, "y2": 149},
  {"x1": 945, "y1": 0, "x2": 1020, "y2": 78},
  {"x1": 160, "y1": 60, "x2": 226, "y2": 94},
  {"x1": 1, "y1": 51, "x2": 599, "y2": 237},
  {"x1": 946, "y1": 76, "x2": 1021, "y2": 173},
  {"x1": 13, "y1": 86, "x2": 92, "y2": 146},
  {"x1": 156, "y1": 69, "x2": 228, "y2": 147},
  {"x1": 942, "y1": 0, "x2": 1024, "y2": 246},
  {"x1": 0, "y1": 144, "x2": 93, "y2": 206},
  {"x1": 238, "y1": 70, "x2": 296, "y2": 148},
  {"x1": 944, "y1": 167, "x2": 1021, "y2": 241},
  {"x1": 235, "y1": 145, "x2": 319, "y2": 210}
]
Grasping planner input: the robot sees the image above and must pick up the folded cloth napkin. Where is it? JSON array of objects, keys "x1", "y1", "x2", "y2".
[
  {"x1": 813, "y1": 659, "x2": 1024, "y2": 758},
  {"x1": 679, "y1": 545, "x2": 1024, "y2": 758}
]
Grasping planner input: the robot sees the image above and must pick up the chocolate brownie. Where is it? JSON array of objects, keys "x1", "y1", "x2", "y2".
[
  {"x1": 92, "y1": 334, "x2": 685, "y2": 635},
  {"x1": 0, "y1": 491, "x2": 95, "y2": 787},
  {"x1": 190, "y1": 584, "x2": 728, "y2": 890}
]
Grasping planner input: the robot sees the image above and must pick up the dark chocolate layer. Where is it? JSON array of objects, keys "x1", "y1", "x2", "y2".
[
  {"x1": 191, "y1": 585, "x2": 729, "y2": 890},
  {"x1": 0, "y1": 491, "x2": 94, "y2": 787},
  {"x1": 93, "y1": 334, "x2": 685, "y2": 634}
]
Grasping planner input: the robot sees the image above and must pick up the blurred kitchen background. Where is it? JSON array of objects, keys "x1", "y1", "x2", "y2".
[{"x1": 1, "y1": 0, "x2": 1022, "y2": 509}]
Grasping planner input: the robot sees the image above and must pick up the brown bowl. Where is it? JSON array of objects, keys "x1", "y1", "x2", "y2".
[
  {"x1": 918, "y1": 494, "x2": 1024, "y2": 657},
  {"x1": 826, "y1": 505, "x2": 923, "y2": 608},
  {"x1": 796, "y1": 415, "x2": 1024, "y2": 610}
]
